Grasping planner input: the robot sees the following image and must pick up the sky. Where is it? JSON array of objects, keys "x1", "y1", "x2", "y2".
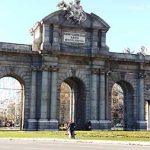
[{"x1": 0, "y1": 0, "x2": 150, "y2": 53}]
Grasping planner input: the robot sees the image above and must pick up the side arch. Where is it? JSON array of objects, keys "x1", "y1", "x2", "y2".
[
  {"x1": 110, "y1": 79, "x2": 136, "y2": 130},
  {"x1": 0, "y1": 66, "x2": 31, "y2": 129},
  {"x1": 0, "y1": 76, "x2": 24, "y2": 130}
]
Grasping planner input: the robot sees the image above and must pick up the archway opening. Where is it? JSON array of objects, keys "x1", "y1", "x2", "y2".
[
  {"x1": 59, "y1": 77, "x2": 85, "y2": 130},
  {"x1": 111, "y1": 81, "x2": 135, "y2": 130},
  {"x1": 0, "y1": 77, "x2": 24, "y2": 130},
  {"x1": 111, "y1": 83, "x2": 124, "y2": 130}
]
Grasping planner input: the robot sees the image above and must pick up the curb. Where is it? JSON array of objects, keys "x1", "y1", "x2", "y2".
[{"x1": 0, "y1": 138, "x2": 150, "y2": 146}]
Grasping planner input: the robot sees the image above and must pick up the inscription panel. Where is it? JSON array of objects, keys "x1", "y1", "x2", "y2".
[
  {"x1": 61, "y1": 28, "x2": 92, "y2": 53},
  {"x1": 63, "y1": 32, "x2": 85, "y2": 44}
]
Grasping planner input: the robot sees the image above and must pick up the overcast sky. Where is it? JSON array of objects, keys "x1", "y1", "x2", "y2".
[{"x1": 0, "y1": 0, "x2": 150, "y2": 53}]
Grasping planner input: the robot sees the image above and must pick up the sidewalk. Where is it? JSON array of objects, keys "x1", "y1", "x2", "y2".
[{"x1": 0, "y1": 138, "x2": 150, "y2": 146}]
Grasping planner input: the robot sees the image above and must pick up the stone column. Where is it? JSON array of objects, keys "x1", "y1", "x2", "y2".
[
  {"x1": 90, "y1": 68, "x2": 99, "y2": 129},
  {"x1": 139, "y1": 73, "x2": 145, "y2": 120},
  {"x1": 38, "y1": 66, "x2": 49, "y2": 130},
  {"x1": 99, "y1": 71, "x2": 111, "y2": 129},
  {"x1": 50, "y1": 66, "x2": 58, "y2": 129},
  {"x1": 52, "y1": 25, "x2": 60, "y2": 50},
  {"x1": 105, "y1": 71, "x2": 110, "y2": 120},
  {"x1": 148, "y1": 102, "x2": 150, "y2": 130},
  {"x1": 28, "y1": 67, "x2": 38, "y2": 130},
  {"x1": 137, "y1": 72, "x2": 147, "y2": 130},
  {"x1": 41, "y1": 24, "x2": 51, "y2": 50},
  {"x1": 99, "y1": 72, "x2": 106, "y2": 120},
  {"x1": 105, "y1": 71, "x2": 111, "y2": 129}
]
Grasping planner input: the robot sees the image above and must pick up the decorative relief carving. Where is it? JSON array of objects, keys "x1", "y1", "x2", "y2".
[
  {"x1": 9, "y1": 67, "x2": 15, "y2": 74},
  {"x1": 31, "y1": 65, "x2": 59, "y2": 72},
  {"x1": 50, "y1": 65, "x2": 59, "y2": 72},
  {"x1": 120, "y1": 72, "x2": 126, "y2": 80},
  {"x1": 58, "y1": 0, "x2": 87, "y2": 24},
  {"x1": 71, "y1": 68, "x2": 76, "y2": 76}
]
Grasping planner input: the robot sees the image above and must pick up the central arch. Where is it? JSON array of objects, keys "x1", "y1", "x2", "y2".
[{"x1": 59, "y1": 77, "x2": 85, "y2": 130}]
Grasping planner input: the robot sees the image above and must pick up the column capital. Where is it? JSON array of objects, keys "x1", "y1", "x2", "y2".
[
  {"x1": 100, "y1": 69, "x2": 106, "y2": 75},
  {"x1": 31, "y1": 65, "x2": 40, "y2": 71},
  {"x1": 92, "y1": 29, "x2": 98, "y2": 34},
  {"x1": 53, "y1": 24, "x2": 60, "y2": 29},
  {"x1": 41, "y1": 65, "x2": 50, "y2": 71},
  {"x1": 40, "y1": 65, "x2": 59, "y2": 72},
  {"x1": 92, "y1": 68, "x2": 100, "y2": 74},
  {"x1": 101, "y1": 29, "x2": 107, "y2": 33},
  {"x1": 106, "y1": 71, "x2": 111, "y2": 76},
  {"x1": 138, "y1": 72, "x2": 145, "y2": 78},
  {"x1": 50, "y1": 65, "x2": 59, "y2": 72}
]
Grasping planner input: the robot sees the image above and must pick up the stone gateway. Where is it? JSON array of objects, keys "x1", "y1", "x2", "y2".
[{"x1": 0, "y1": 1, "x2": 150, "y2": 131}]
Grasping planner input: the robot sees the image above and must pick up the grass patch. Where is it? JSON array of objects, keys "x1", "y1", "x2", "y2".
[
  {"x1": 0, "y1": 131, "x2": 67, "y2": 139},
  {"x1": 77, "y1": 131, "x2": 150, "y2": 142},
  {"x1": 0, "y1": 131, "x2": 150, "y2": 142}
]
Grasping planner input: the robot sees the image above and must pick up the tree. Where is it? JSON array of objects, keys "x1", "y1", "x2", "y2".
[{"x1": 111, "y1": 84, "x2": 124, "y2": 128}]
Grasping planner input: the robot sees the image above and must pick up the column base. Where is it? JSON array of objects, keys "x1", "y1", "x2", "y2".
[
  {"x1": 49, "y1": 119, "x2": 58, "y2": 130},
  {"x1": 136, "y1": 121, "x2": 147, "y2": 130},
  {"x1": 38, "y1": 119, "x2": 50, "y2": 130},
  {"x1": 90, "y1": 120, "x2": 100, "y2": 130},
  {"x1": 90, "y1": 120, "x2": 111, "y2": 130},
  {"x1": 27, "y1": 119, "x2": 38, "y2": 131},
  {"x1": 99, "y1": 120, "x2": 111, "y2": 130}
]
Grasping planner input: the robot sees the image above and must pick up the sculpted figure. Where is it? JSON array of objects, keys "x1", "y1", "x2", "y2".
[
  {"x1": 57, "y1": 0, "x2": 68, "y2": 10},
  {"x1": 58, "y1": 0, "x2": 86, "y2": 24}
]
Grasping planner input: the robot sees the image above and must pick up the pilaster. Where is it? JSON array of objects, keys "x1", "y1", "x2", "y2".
[
  {"x1": 136, "y1": 72, "x2": 147, "y2": 130},
  {"x1": 92, "y1": 29, "x2": 99, "y2": 53},
  {"x1": 101, "y1": 30, "x2": 106, "y2": 47},
  {"x1": 49, "y1": 66, "x2": 59, "y2": 129},
  {"x1": 99, "y1": 71, "x2": 106, "y2": 120},
  {"x1": 99, "y1": 71, "x2": 111, "y2": 130},
  {"x1": 38, "y1": 65, "x2": 50, "y2": 130},
  {"x1": 52, "y1": 25, "x2": 60, "y2": 50},
  {"x1": 28, "y1": 66, "x2": 38, "y2": 130},
  {"x1": 90, "y1": 68, "x2": 99, "y2": 129},
  {"x1": 99, "y1": 30, "x2": 109, "y2": 53},
  {"x1": 40, "y1": 24, "x2": 51, "y2": 50}
]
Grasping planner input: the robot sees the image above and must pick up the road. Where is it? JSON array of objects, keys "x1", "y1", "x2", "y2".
[{"x1": 0, "y1": 139, "x2": 150, "y2": 150}]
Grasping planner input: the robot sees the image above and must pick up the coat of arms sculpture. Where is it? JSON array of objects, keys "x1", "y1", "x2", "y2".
[{"x1": 57, "y1": 0, "x2": 87, "y2": 24}]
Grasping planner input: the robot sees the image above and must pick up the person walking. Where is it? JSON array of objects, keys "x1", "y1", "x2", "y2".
[{"x1": 67, "y1": 122, "x2": 76, "y2": 139}]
